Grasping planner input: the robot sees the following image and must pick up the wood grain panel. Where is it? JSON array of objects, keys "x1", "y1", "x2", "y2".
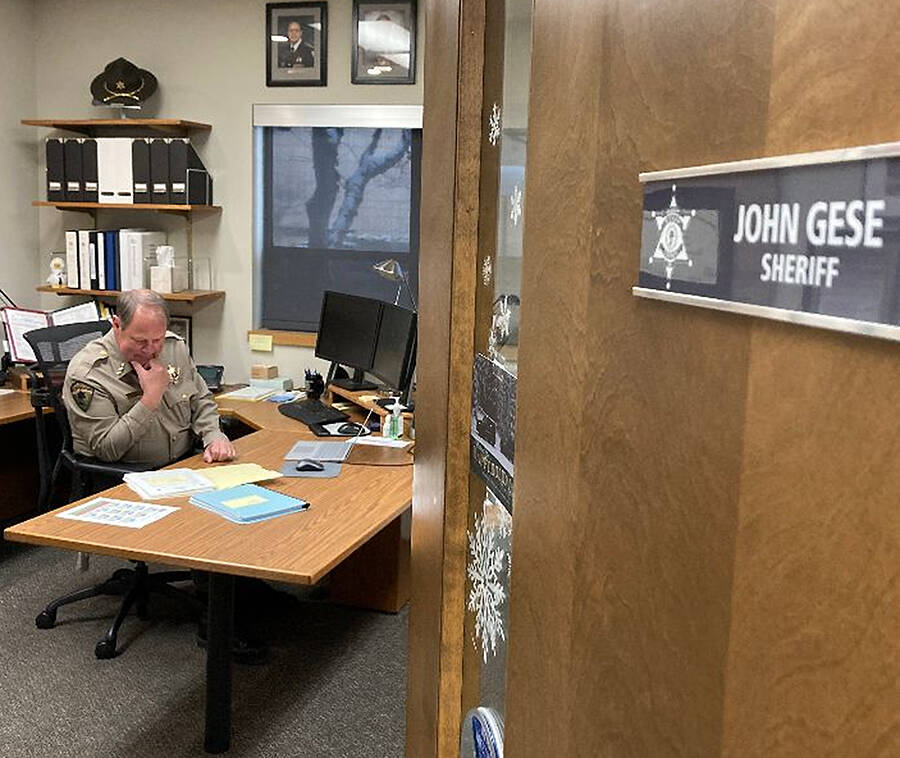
[
  {"x1": 721, "y1": 3, "x2": 900, "y2": 754},
  {"x1": 505, "y1": 0, "x2": 776, "y2": 755},
  {"x1": 407, "y1": 0, "x2": 489, "y2": 750}
]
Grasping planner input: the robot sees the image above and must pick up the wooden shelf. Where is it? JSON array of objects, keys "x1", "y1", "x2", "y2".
[
  {"x1": 36, "y1": 285, "x2": 224, "y2": 306},
  {"x1": 33, "y1": 200, "x2": 220, "y2": 216},
  {"x1": 22, "y1": 118, "x2": 211, "y2": 136}
]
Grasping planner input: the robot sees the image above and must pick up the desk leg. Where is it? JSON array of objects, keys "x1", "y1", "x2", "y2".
[{"x1": 204, "y1": 572, "x2": 234, "y2": 754}]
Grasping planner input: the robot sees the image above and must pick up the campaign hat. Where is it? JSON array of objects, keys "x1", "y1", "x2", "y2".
[{"x1": 90, "y1": 58, "x2": 158, "y2": 105}]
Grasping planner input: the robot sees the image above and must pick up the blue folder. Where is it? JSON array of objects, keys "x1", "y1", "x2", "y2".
[{"x1": 189, "y1": 484, "x2": 308, "y2": 524}]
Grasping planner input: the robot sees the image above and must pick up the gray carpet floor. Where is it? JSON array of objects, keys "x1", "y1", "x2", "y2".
[{"x1": 0, "y1": 540, "x2": 407, "y2": 757}]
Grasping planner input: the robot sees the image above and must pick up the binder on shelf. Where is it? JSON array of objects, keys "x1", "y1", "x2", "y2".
[
  {"x1": 149, "y1": 138, "x2": 170, "y2": 204},
  {"x1": 132, "y1": 138, "x2": 151, "y2": 204},
  {"x1": 81, "y1": 138, "x2": 98, "y2": 203},
  {"x1": 169, "y1": 139, "x2": 209, "y2": 204},
  {"x1": 119, "y1": 229, "x2": 166, "y2": 290},
  {"x1": 88, "y1": 230, "x2": 99, "y2": 289},
  {"x1": 96, "y1": 230, "x2": 106, "y2": 290},
  {"x1": 77, "y1": 229, "x2": 91, "y2": 289},
  {"x1": 103, "y1": 230, "x2": 119, "y2": 290},
  {"x1": 46, "y1": 138, "x2": 65, "y2": 202},
  {"x1": 64, "y1": 230, "x2": 79, "y2": 288},
  {"x1": 97, "y1": 138, "x2": 133, "y2": 204},
  {"x1": 63, "y1": 138, "x2": 83, "y2": 202}
]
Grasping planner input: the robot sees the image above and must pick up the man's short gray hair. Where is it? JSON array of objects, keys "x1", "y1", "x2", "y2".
[{"x1": 117, "y1": 289, "x2": 169, "y2": 329}]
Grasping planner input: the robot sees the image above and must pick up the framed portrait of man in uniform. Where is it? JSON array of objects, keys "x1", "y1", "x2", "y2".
[
  {"x1": 266, "y1": 2, "x2": 327, "y2": 87},
  {"x1": 351, "y1": 0, "x2": 416, "y2": 84}
]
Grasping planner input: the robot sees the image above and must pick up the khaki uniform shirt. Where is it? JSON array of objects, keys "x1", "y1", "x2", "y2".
[{"x1": 64, "y1": 329, "x2": 227, "y2": 468}]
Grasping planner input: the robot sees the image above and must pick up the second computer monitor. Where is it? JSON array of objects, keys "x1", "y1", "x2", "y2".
[
  {"x1": 371, "y1": 302, "x2": 417, "y2": 398},
  {"x1": 315, "y1": 291, "x2": 382, "y2": 388}
]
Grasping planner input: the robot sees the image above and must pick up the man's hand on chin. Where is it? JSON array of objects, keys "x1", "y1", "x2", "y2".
[{"x1": 204, "y1": 438, "x2": 237, "y2": 463}]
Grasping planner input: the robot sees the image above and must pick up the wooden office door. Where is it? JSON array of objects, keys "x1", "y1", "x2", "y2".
[{"x1": 501, "y1": 0, "x2": 900, "y2": 756}]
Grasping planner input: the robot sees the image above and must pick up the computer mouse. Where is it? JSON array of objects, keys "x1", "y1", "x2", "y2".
[
  {"x1": 337, "y1": 422, "x2": 363, "y2": 435},
  {"x1": 295, "y1": 459, "x2": 325, "y2": 472}
]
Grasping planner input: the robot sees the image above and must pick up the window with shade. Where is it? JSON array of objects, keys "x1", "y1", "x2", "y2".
[{"x1": 254, "y1": 105, "x2": 422, "y2": 332}]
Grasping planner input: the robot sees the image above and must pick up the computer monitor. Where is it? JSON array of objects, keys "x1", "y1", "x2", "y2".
[
  {"x1": 370, "y1": 302, "x2": 417, "y2": 402},
  {"x1": 315, "y1": 291, "x2": 382, "y2": 391}
]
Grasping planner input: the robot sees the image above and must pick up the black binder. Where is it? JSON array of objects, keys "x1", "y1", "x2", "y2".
[
  {"x1": 149, "y1": 138, "x2": 170, "y2": 204},
  {"x1": 45, "y1": 138, "x2": 65, "y2": 202},
  {"x1": 169, "y1": 139, "x2": 208, "y2": 205},
  {"x1": 81, "y1": 139, "x2": 98, "y2": 203},
  {"x1": 132, "y1": 138, "x2": 151, "y2": 204},
  {"x1": 63, "y1": 138, "x2": 83, "y2": 202}
]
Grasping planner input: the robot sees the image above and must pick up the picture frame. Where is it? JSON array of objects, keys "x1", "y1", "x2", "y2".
[
  {"x1": 266, "y1": 2, "x2": 327, "y2": 87},
  {"x1": 351, "y1": 0, "x2": 416, "y2": 85},
  {"x1": 168, "y1": 316, "x2": 193, "y2": 356}
]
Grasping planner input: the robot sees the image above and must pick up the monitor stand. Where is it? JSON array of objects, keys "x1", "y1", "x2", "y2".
[{"x1": 327, "y1": 365, "x2": 377, "y2": 392}]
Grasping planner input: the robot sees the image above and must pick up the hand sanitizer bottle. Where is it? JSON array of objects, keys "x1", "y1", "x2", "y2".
[{"x1": 384, "y1": 397, "x2": 403, "y2": 439}]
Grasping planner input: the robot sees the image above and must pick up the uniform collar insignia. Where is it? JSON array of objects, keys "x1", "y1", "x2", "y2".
[{"x1": 167, "y1": 365, "x2": 182, "y2": 384}]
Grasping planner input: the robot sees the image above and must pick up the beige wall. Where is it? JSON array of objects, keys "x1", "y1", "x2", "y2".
[
  {"x1": 32, "y1": 0, "x2": 423, "y2": 382},
  {"x1": 0, "y1": 0, "x2": 38, "y2": 309}
]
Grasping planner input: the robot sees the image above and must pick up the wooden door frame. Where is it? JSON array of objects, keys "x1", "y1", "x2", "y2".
[{"x1": 405, "y1": 0, "x2": 488, "y2": 756}]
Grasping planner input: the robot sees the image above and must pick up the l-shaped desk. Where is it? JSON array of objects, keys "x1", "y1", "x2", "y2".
[{"x1": 5, "y1": 392, "x2": 413, "y2": 753}]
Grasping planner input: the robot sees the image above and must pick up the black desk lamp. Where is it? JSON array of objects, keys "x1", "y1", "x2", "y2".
[{"x1": 372, "y1": 258, "x2": 418, "y2": 312}]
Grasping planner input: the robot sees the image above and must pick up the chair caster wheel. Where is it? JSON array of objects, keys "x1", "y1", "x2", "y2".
[
  {"x1": 35, "y1": 610, "x2": 56, "y2": 629},
  {"x1": 95, "y1": 639, "x2": 117, "y2": 659}
]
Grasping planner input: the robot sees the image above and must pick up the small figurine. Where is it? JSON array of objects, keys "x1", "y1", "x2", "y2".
[{"x1": 47, "y1": 256, "x2": 66, "y2": 288}]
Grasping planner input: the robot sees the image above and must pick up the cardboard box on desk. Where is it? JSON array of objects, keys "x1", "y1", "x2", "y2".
[{"x1": 251, "y1": 364, "x2": 279, "y2": 379}]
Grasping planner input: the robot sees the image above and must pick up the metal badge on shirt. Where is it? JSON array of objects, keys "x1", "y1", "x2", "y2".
[{"x1": 167, "y1": 364, "x2": 182, "y2": 385}]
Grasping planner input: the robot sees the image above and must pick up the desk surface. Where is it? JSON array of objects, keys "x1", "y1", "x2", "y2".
[
  {"x1": 5, "y1": 428, "x2": 412, "y2": 585},
  {"x1": 0, "y1": 390, "x2": 38, "y2": 425}
]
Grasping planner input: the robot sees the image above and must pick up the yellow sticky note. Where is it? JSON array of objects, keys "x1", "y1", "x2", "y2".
[
  {"x1": 248, "y1": 333, "x2": 274, "y2": 352},
  {"x1": 221, "y1": 494, "x2": 267, "y2": 509}
]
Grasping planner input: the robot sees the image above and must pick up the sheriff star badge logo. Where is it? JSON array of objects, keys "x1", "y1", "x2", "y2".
[{"x1": 649, "y1": 184, "x2": 696, "y2": 289}]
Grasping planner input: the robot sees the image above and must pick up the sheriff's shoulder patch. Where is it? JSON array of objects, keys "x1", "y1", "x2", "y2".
[{"x1": 70, "y1": 381, "x2": 95, "y2": 412}]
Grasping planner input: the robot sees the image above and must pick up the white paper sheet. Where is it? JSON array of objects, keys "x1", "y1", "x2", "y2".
[
  {"x1": 1, "y1": 307, "x2": 50, "y2": 363},
  {"x1": 57, "y1": 497, "x2": 178, "y2": 529}
]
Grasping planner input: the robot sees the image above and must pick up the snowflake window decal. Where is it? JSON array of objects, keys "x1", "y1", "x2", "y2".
[
  {"x1": 467, "y1": 501, "x2": 512, "y2": 662},
  {"x1": 509, "y1": 184, "x2": 523, "y2": 227},
  {"x1": 488, "y1": 103, "x2": 502, "y2": 147}
]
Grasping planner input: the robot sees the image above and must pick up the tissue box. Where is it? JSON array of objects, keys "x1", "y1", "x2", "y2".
[
  {"x1": 251, "y1": 364, "x2": 279, "y2": 379},
  {"x1": 249, "y1": 376, "x2": 294, "y2": 391},
  {"x1": 150, "y1": 265, "x2": 188, "y2": 294}
]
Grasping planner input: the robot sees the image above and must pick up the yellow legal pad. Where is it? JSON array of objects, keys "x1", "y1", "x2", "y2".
[{"x1": 201, "y1": 463, "x2": 282, "y2": 490}]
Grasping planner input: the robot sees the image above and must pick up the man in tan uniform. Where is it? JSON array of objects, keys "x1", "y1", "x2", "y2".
[{"x1": 64, "y1": 289, "x2": 235, "y2": 467}]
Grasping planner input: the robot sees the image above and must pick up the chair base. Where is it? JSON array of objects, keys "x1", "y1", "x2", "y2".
[{"x1": 35, "y1": 562, "x2": 201, "y2": 659}]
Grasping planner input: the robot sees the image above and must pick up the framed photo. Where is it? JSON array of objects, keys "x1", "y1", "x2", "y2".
[
  {"x1": 351, "y1": 0, "x2": 416, "y2": 84},
  {"x1": 168, "y1": 316, "x2": 193, "y2": 356},
  {"x1": 266, "y1": 2, "x2": 327, "y2": 87}
]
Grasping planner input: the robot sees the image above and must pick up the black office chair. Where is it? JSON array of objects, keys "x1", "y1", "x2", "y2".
[{"x1": 24, "y1": 321, "x2": 199, "y2": 659}]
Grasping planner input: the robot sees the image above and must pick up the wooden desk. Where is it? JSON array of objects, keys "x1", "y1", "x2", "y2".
[
  {"x1": 0, "y1": 389, "x2": 38, "y2": 425},
  {"x1": 5, "y1": 426, "x2": 412, "y2": 752}
]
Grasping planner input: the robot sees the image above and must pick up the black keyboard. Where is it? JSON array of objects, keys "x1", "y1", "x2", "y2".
[{"x1": 278, "y1": 399, "x2": 349, "y2": 426}]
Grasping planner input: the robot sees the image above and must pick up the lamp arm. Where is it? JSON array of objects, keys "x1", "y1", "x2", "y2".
[{"x1": 401, "y1": 269, "x2": 418, "y2": 312}]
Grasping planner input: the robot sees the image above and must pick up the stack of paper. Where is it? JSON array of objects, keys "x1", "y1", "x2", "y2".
[
  {"x1": 124, "y1": 464, "x2": 282, "y2": 499},
  {"x1": 217, "y1": 386, "x2": 276, "y2": 401},
  {"x1": 124, "y1": 469, "x2": 214, "y2": 499},
  {"x1": 190, "y1": 484, "x2": 308, "y2": 524}
]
